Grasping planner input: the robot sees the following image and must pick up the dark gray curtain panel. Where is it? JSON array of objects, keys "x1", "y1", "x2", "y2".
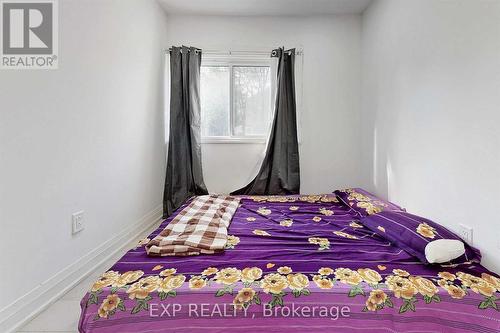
[
  {"x1": 231, "y1": 48, "x2": 300, "y2": 195},
  {"x1": 163, "y1": 46, "x2": 208, "y2": 217}
]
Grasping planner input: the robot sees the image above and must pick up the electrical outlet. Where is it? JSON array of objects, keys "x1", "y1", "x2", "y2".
[
  {"x1": 458, "y1": 224, "x2": 473, "y2": 245},
  {"x1": 72, "y1": 211, "x2": 85, "y2": 234}
]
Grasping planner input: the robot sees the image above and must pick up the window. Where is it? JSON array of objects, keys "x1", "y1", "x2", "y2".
[{"x1": 200, "y1": 57, "x2": 275, "y2": 143}]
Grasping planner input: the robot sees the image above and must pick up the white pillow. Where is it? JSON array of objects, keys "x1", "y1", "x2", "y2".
[{"x1": 425, "y1": 239, "x2": 465, "y2": 264}]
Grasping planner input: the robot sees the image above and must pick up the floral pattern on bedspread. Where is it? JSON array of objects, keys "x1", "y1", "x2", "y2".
[
  {"x1": 87, "y1": 265, "x2": 499, "y2": 321},
  {"x1": 80, "y1": 194, "x2": 500, "y2": 333},
  {"x1": 334, "y1": 188, "x2": 404, "y2": 217}
]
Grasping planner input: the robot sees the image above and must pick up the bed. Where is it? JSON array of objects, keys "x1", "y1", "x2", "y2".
[{"x1": 79, "y1": 190, "x2": 500, "y2": 332}]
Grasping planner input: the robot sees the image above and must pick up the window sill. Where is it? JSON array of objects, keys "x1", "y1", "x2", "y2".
[{"x1": 201, "y1": 137, "x2": 267, "y2": 144}]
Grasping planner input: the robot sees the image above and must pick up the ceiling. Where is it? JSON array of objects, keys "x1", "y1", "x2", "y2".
[{"x1": 158, "y1": 0, "x2": 372, "y2": 16}]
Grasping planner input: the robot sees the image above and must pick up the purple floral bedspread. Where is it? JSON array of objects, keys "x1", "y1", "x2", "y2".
[{"x1": 79, "y1": 194, "x2": 500, "y2": 332}]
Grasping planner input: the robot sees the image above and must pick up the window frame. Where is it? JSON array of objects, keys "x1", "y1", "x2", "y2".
[{"x1": 200, "y1": 55, "x2": 277, "y2": 144}]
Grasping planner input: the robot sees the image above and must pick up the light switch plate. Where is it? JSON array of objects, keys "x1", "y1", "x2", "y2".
[
  {"x1": 458, "y1": 224, "x2": 473, "y2": 245},
  {"x1": 72, "y1": 211, "x2": 85, "y2": 234}
]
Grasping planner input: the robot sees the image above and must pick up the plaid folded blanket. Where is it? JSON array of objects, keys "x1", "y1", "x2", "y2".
[{"x1": 146, "y1": 195, "x2": 241, "y2": 256}]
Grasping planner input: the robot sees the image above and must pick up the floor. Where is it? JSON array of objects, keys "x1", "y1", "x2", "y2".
[{"x1": 16, "y1": 221, "x2": 161, "y2": 333}]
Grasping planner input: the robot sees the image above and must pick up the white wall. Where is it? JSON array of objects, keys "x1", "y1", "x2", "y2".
[
  {"x1": 0, "y1": 0, "x2": 167, "y2": 318},
  {"x1": 166, "y1": 15, "x2": 363, "y2": 194},
  {"x1": 362, "y1": 0, "x2": 500, "y2": 272}
]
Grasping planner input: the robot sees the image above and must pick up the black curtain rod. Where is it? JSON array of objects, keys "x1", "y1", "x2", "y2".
[
  {"x1": 167, "y1": 47, "x2": 201, "y2": 53},
  {"x1": 166, "y1": 48, "x2": 301, "y2": 56}
]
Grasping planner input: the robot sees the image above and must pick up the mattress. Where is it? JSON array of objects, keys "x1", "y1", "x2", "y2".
[{"x1": 78, "y1": 194, "x2": 500, "y2": 332}]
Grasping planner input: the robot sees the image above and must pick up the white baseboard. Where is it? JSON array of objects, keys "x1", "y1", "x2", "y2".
[{"x1": 0, "y1": 204, "x2": 163, "y2": 333}]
